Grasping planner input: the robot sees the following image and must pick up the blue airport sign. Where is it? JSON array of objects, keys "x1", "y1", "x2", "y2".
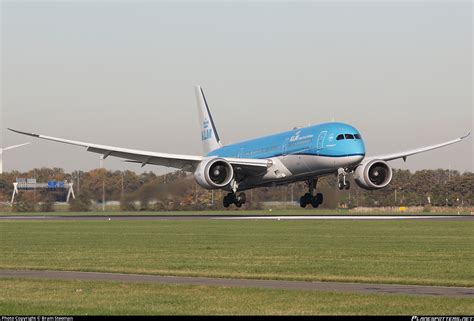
[{"x1": 47, "y1": 181, "x2": 66, "y2": 189}]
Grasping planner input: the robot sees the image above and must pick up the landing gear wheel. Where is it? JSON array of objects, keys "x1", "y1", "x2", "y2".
[
  {"x1": 238, "y1": 192, "x2": 246, "y2": 204},
  {"x1": 300, "y1": 196, "x2": 307, "y2": 208},
  {"x1": 311, "y1": 194, "x2": 323, "y2": 208},
  {"x1": 223, "y1": 192, "x2": 246, "y2": 208},
  {"x1": 338, "y1": 169, "x2": 351, "y2": 190},
  {"x1": 223, "y1": 195, "x2": 231, "y2": 208},
  {"x1": 300, "y1": 179, "x2": 325, "y2": 209},
  {"x1": 300, "y1": 192, "x2": 313, "y2": 208},
  {"x1": 316, "y1": 193, "x2": 323, "y2": 205},
  {"x1": 223, "y1": 193, "x2": 235, "y2": 208},
  {"x1": 338, "y1": 178, "x2": 350, "y2": 189}
]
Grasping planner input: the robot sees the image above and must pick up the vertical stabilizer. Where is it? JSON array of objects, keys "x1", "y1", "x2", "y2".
[{"x1": 195, "y1": 86, "x2": 222, "y2": 154}]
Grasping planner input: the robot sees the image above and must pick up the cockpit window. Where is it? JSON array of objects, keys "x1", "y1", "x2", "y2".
[{"x1": 337, "y1": 133, "x2": 361, "y2": 140}]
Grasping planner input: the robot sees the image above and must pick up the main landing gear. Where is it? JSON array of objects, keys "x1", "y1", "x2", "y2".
[
  {"x1": 338, "y1": 168, "x2": 350, "y2": 190},
  {"x1": 300, "y1": 178, "x2": 323, "y2": 208},
  {"x1": 223, "y1": 192, "x2": 246, "y2": 208}
]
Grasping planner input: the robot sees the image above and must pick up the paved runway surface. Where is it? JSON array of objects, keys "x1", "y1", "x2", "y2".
[
  {"x1": 1, "y1": 270, "x2": 472, "y2": 297},
  {"x1": 0, "y1": 215, "x2": 472, "y2": 221}
]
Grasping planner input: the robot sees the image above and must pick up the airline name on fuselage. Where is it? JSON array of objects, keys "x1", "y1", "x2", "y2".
[{"x1": 289, "y1": 131, "x2": 314, "y2": 142}]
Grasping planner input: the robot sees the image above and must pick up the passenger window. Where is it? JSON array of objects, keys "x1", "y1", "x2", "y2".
[
  {"x1": 354, "y1": 134, "x2": 361, "y2": 139},
  {"x1": 336, "y1": 134, "x2": 344, "y2": 140},
  {"x1": 345, "y1": 134, "x2": 354, "y2": 139}
]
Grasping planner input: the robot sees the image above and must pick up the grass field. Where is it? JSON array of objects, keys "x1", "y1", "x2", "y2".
[
  {"x1": 0, "y1": 209, "x2": 470, "y2": 216},
  {"x1": 0, "y1": 219, "x2": 472, "y2": 287},
  {"x1": 1, "y1": 278, "x2": 473, "y2": 315},
  {"x1": 1, "y1": 217, "x2": 473, "y2": 315},
  {"x1": 0, "y1": 208, "x2": 353, "y2": 216}
]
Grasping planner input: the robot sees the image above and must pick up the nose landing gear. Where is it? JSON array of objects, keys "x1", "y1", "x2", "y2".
[
  {"x1": 300, "y1": 178, "x2": 323, "y2": 208},
  {"x1": 338, "y1": 168, "x2": 351, "y2": 190}
]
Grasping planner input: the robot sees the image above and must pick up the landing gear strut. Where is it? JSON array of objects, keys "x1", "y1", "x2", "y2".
[
  {"x1": 300, "y1": 178, "x2": 323, "y2": 208},
  {"x1": 223, "y1": 192, "x2": 246, "y2": 208},
  {"x1": 338, "y1": 168, "x2": 350, "y2": 190}
]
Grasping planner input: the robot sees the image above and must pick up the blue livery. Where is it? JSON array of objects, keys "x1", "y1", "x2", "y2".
[{"x1": 208, "y1": 122, "x2": 366, "y2": 160}]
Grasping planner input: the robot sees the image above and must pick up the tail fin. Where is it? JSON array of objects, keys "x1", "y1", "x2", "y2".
[{"x1": 195, "y1": 85, "x2": 222, "y2": 154}]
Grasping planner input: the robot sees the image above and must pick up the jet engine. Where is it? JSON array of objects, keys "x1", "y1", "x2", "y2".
[
  {"x1": 194, "y1": 158, "x2": 234, "y2": 189},
  {"x1": 354, "y1": 159, "x2": 393, "y2": 190}
]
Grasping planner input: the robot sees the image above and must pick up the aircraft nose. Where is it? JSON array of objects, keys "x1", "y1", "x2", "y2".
[
  {"x1": 347, "y1": 153, "x2": 364, "y2": 167},
  {"x1": 359, "y1": 144, "x2": 366, "y2": 157},
  {"x1": 344, "y1": 154, "x2": 364, "y2": 168},
  {"x1": 353, "y1": 139, "x2": 366, "y2": 163},
  {"x1": 355, "y1": 154, "x2": 364, "y2": 163}
]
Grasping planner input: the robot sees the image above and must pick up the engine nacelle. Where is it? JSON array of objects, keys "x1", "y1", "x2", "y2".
[
  {"x1": 194, "y1": 158, "x2": 234, "y2": 189},
  {"x1": 354, "y1": 159, "x2": 393, "y2": 190}
]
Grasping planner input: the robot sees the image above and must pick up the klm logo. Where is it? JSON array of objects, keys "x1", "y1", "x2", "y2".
[
  {"x1": 289, "y1": 131, "x2": 313, "y2": 142},
  {"x1": 202, "y1": 129, "x2": 213, "y2": 141},
  {"x1": 290, "y1": 131, "x2": 302, "y2": 142},
  {"x1": 202, "y1": 119, "x2": 212, "y2": 140}
]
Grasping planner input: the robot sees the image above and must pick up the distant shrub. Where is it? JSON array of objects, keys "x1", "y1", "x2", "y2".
[
  {"x1": 12, "y1": 194, "x2": 36, "y2": 212},
  {"x1": 138, "y1": 201, "x2": 149, "y2": 211},
  {"x1": 120, "y1": 196, "x2": 136, "y2": 212},
  {"x1": 39, "y1": 196, "x2": 55, "y2": 212},
  {"x1": 69, "y1": 192, "x2": 92, "y2": 212}
]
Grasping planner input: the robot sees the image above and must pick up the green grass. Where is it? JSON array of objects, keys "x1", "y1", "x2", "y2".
[
  {"x1": 1, "y1": 278, "x2": 472, "y2": 315},
  {"x1": 0, "y1": 208, "x2": 351, "y2": 216},
  {"x1": 0, "y1": 219, "x2": 472, "y2": 287},
  {"x1": 0, "y1": 209, "x2": 468, "y2": 216}
]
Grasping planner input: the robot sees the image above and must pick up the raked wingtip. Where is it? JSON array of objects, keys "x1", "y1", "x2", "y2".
[
  {"x1": 461, "y1": 131, "x2": 471, "y2": 140},
  {"x1": 7, "y1": 128, "x2": 40, "y2": 138}
]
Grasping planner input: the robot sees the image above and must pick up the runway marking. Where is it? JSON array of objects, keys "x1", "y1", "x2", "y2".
[{"x1": 0, "y1": 269, "x2": 472, "y2": 297}]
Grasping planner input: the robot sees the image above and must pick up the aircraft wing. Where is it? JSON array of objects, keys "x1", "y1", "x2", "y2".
[
  {"x1": 8, "y1": 128, "x2": 270, "y2": 174},
  {"x1": 2, "y1": 142, "x2": 30, "y2": 151},
  {"x1": 368, "y1": 132, "x2": 471, "y2": 162}
]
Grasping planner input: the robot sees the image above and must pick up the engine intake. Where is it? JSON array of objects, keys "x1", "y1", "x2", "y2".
[
  {"x1": 194, "y1": 158, "x2": 234, "y2": 189},
  {"x1": 354, "y1": 159, "x2": 393, "y2": 190}
]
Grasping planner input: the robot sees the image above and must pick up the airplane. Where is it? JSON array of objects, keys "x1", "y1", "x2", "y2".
[
  {"x1": 0, "y1": 142, "x2": 30, "y2": 174},
  {"x1": 9, "y1": 86, "x2": 471, "y2": 208}
]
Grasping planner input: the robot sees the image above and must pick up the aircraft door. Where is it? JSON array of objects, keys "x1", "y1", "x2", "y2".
[
  {"x1": 317, "y1": 131, "x2": 327, "y2": 150},
  {"x1": 282, "y1": 138, "x2": 289, "y2": 155}
]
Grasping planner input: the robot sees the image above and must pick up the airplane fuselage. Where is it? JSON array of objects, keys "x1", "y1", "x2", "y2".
[{"x1": 207, "y1": 122, "x2": 366, "y2": 190}]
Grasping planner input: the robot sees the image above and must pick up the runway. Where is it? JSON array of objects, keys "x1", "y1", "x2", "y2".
[
  {"x1": 1, "y1": 269, "x2": 472, "y2": 297},
  {"x1": 0, "y1": 215, "x2": 472, "y2": 221}
]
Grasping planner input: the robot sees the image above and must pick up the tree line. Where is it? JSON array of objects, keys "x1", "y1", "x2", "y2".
[{"x1": 0, "y1": 167, "x2": 472, "y2": 211}]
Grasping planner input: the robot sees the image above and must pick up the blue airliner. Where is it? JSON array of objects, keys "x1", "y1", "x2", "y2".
[{"x1": 10, "y1": 86, "x2": 470, "y2": 208}]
